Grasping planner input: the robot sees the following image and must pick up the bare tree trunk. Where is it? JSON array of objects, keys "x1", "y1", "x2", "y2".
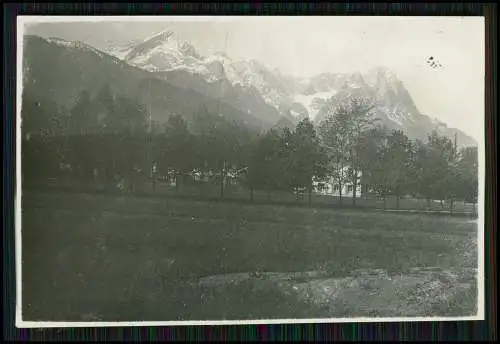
[
  {"x1": 450, "y1": 196, "x2": 454, "y2": 215},
  {"x1": 352, "y1": 170, "x2": 357, "y2": 206},
  {"x1": 337, "y1": 153, "x2": 344, "y2": 205},
  {"x1": 220, "y1": 168, "x2": 224, "y2": 199}
]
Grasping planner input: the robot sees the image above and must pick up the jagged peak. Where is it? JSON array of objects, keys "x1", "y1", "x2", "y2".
[
  {"x1": 207, "y1": 52, "x2": 233, "y2": 65},
  {"x1": 143, "y1": 29, "x2": 174, "y2": 43},
  {"x1": 142, "y1": 30, "x2": 196, "y2": 53},
  {"x1": 362, "y1": 66, "x2": 403, "y2": 91},
  {"x1": 126, "y1": 29, "x2": 201, "y2": 62}
]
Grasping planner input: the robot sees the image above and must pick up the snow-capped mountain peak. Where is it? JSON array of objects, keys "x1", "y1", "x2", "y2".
[
  {"x1": 144, "y1": 29, "x2": 174, "y2": 42},
  {"x1": 113, "y1": 32, "x2": 419, "y2": 125},
  {"x1": 123, "y1": 30, "x2": 203, "y2": 72},
  {"x1": 363, "y1": 66, "x2": 400, "y2": 89},
  {"x1": 104, "y1": 39, "x2": 139, "y2": 59},
  {"x1": 96, "y1": 31, "x2": 474, "y2": 145},
  {"x1": 25, "y1": 32, "x2": 477, "y2": 147}
]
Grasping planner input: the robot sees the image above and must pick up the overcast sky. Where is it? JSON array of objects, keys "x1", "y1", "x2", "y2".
[{"x1": 23, "y1": 16, "x2": 485, "y2": 141}]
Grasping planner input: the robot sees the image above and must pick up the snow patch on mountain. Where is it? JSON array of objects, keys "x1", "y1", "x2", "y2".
[
  {"x1": 124, "y1": 30, "x2": 203, "y2": 72},
  {"x1": 377, "y1": 105, "x2": 405, "y2": 126},
  {"x1": 91, "y1": 30, "x2": 476, "y2": 146},
  {"x1": 46, "y1": 37, "x2": 104, "y2": 57},
  {"x1": 111, "y1": 48, "x2": 132, "y2": 60},
  {"x1": 143, "y1": 29, "x2": 173, "y2": 43},
  {"x1": 45, "y1": 37, "x2": 75, "y2": 48},
  {"x1": 105, "y1": 40, "x2": 137, "y2": 60},
  {"x1": 107, "y1": 32, "x2": 432, "y2": 129},
  {"x1": 105, "y1": 32, "x2": 294, "y2": 110}
]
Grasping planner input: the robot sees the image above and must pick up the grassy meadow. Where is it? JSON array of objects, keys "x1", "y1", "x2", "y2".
[{"x1": 21, "y1": 190, "x2": 478, "y2": 321}]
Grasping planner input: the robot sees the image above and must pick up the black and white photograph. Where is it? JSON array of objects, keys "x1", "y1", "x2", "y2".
[{"x1": 16, "y1": 16, "x2": 485, "y2": 326}]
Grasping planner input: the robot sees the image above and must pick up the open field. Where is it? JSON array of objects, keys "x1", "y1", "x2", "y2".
[
  {"x1": 24, "y1": 179, "x2": 477, "y2": 215},
  {"x1": 21, "y1": 191, "x2": 478, "y2": 321}
]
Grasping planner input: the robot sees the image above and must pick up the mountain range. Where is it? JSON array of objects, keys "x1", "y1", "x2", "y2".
[{"x1": 21, "y1": 30, "x2": 477, "y2": 147}]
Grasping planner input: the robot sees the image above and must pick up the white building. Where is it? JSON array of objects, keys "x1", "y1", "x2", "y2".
[{"x1": 313, "y1": 167, "x2": 363, "y2": 198}]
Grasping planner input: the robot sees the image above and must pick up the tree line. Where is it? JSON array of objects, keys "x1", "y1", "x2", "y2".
[{"x1": 22, "y1": 85, "x2": 478, "y2": 211}]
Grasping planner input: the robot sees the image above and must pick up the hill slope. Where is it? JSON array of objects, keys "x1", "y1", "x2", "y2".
[{"x1": 21, "y1": 35, "x2": 275, "y2": 132}]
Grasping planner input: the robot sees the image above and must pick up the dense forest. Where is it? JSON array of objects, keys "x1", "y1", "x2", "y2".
[{"x1": 21, "y1": 84, "x2": 479, "y2": 211}]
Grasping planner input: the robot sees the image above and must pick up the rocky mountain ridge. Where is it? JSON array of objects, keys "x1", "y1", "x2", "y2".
[{"x1": 22, "y1": 32, "x2": 478, "y2": 147}]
